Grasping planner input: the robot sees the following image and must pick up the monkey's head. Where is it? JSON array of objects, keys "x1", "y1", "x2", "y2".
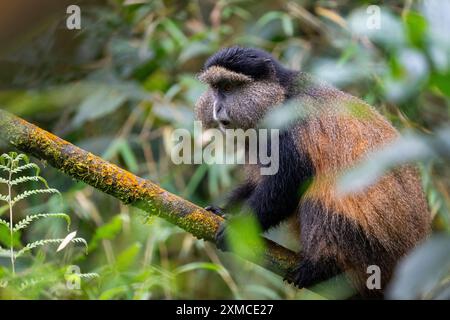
[{"x1": 195, "y1": 47, "x2": 294, "y2": 131}]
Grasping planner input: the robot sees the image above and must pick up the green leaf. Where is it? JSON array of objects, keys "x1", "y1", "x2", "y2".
[
  {"x1": 99, "y1": 286, "x2": 128, "y2": 300},
  {"x1": 281, "y1": 15, "x2": 294, "y2": 37},
  {"x1": 174, "y1": 262, "x2": 222, "y2": 275},
  {"x1": 348, "y1": 7, "x2": 406, "y2": 48},
  {"x1": 0, "y1": 205, "x2": 8, "y2": 215},
  {"x1": 0, "y1": 219, "x2": 9, "y2": 229},
  {"x1": 430, "y1": 72, "x2": 450, "y2": 97},
  {"x1": 227, "y1": 215, "x2": 264, "y2": 262},
  {"x1": 178, "y1": 42, "x2": 211, "y2": 64},
  {"x1": 0, "y1": 224, "x2": 21, "y2": 248},
  {"x1": 118, "y1": 140, "x2": 139, "y2": 173},
  {"x1": 0, "y1": 83, "x2": 90, "y2": 117},
  {"x1": 89, "y1": 216, "x2": 123, "y2": 251},
  {"x1": 160, "y1": 19, "x2": 187, "y2": 46},
  {"x1": 387, "y1": 235, "x2": 450, "y2": 299},
  {"x1": 72, "y1": 87, "x2": 128, "y2": 127},
  {"x1": 116, "y1": 242, "x2": 141, "y2": 272},
  {"x1": 183, "y1": 164, "x2": 208, "y2": 198},
  {"x1": 338, "y1": 128, "x2": 450, "y2": 194},
  {"x1": 244, "y1": 285, "x2": 282, "y2": 299},
  {"x1": 404, "y1": 11, "x2": 427, "y2": 47},
  {"x1": 256, "y1": 11, "x2": 284, "y2": 28},
  {"x1": 143, "y1": 70, "x2": 169, "y2": 92},
  {"x1": 103, "y1": 139, "x2": 138, "y2": 173}
]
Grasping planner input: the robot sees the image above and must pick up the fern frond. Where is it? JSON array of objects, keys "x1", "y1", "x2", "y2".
[
  {"x1": 0, "y1": 177, "x2": 8, "y2": 184},
  {"x1": 11, "y1": 163, "x2": 40, "y2": 175},
  {"x1": 0, "y1": 194, "x2": 9, "y2": 203},
  {"x1": 10, "y1": 175, "x2": 48, "y2": 187},
  {"x1": 12, "y1": 188, "x2": 60, "y2": 205},
  {"x1": 0, "y1": 153, "x2": 13, "y2": 163},
  {"x1": 13, "y1": 213, "x2": 71, "y2": 232},
  {"x1": 18, "y1": 277, "x2": 52, "y2": 291},
  {"x1": 16, "y1": 237, "x2": 88, "y2": 258},
  {"x1": 71, "y1": 238, "x2": 89, "y2": 254},
  {"x1": 0, "y1": 218, "x2": 9, "y2": 228},
  {"x1": 13, "y1": 153, "x2": 29, "y2": 164},
  {"x1": 15, "y1": 239, "x2": 61, "y2": 258},
  {"x1": 0, "y1": 164, "x2": 9, "y2": 173},
  {"x1": 79, "y1": 273, "x2": 100, "y2": 279}
]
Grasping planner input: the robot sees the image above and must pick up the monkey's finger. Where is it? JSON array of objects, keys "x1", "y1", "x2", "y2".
[{"x1": 204, "y1": 205, "x2": 226, "y2": 217}]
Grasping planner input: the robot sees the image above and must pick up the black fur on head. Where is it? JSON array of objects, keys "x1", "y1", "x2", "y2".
[{"x1": 204, "y1": 46, "x2": 297, "y2": 91}]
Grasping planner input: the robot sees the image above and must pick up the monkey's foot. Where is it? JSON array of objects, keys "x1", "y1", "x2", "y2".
[
  {"x1": 204, "y1": 205, "x2": 227, "y2": 218},
  {"x1": 283, "y1": 261, "x2": 311, "y2": 288},
  {"x1": 284, "y1": 258, "x2": 341, "y2": 288}
]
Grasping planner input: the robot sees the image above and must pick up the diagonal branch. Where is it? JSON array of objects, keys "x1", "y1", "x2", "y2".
[{"x1": 0, "y1": 109, "x2": 298, "y2": 280}]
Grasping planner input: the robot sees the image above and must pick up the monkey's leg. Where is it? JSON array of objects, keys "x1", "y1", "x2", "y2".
[
  {"x1": 289, "y1": 199, "x2": 350, "y2": 289},
  {"x1": 286, "y1": 256, "x2": 342, "y2": 288},
  {"x1": 294, "y1": 199, "x2": 389, "y2": 297}
]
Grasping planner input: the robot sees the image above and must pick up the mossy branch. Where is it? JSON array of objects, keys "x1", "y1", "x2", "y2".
[{"x1": 0, "y1": 109, "x2": 298, "y2": 280}]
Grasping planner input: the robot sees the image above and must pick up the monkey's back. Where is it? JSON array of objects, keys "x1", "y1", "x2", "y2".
[{"x1": 291, "y1": 85, "x2": 431, "y2": 296}]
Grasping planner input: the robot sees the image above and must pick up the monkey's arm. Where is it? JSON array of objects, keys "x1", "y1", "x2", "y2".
[
  {"x1": 246, "y1": 131, "x2": 313, "y2": 230},
  {"x1": 226, "y1": 182, "x2": 256, "y2": 205},
  {"x1": 205, "y1": 182, "x2": 255, "y2": 217},
  {"x1": 215, "y1": 131, "x2": 314, "y2": 249}
]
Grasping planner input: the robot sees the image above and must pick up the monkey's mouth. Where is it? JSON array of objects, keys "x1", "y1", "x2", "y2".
[
  {"x1": 217, "y1": 119, "x2": 233, "y2": 132},
  {"x1": 219, "y1": 120, "x2": 231, "y2": 129}
]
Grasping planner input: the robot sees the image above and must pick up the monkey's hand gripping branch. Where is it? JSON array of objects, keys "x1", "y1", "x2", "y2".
[{"x1": 0, "y1": 110, "x2": 298, "y2": 281}]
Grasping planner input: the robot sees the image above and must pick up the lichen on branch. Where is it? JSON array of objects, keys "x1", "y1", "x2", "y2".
[{"x1": 0, "y1": 109, "x2": 298, "y2": 280}]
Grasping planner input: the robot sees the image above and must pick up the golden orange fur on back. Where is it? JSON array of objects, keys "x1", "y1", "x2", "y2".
[{"x1": 292, "y1": 87, "x2": 431, "y2": 293}]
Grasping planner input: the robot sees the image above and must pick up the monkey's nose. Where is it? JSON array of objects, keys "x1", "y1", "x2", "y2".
[
  {"x1": 219, "y1": 119, "x2": 230, "y2": 126},
  {"x1": 215, "y1": 110, "x2": 231, "y2": 127}
]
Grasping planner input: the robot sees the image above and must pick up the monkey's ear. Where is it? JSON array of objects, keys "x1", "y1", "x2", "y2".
[{"x1": 263, "y1": 58, "x2": 278, "y2": 81}]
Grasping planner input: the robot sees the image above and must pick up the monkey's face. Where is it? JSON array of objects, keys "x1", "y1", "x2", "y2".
[{"x1": 195, "y1": 66, "x2": 285, "y2": 131}]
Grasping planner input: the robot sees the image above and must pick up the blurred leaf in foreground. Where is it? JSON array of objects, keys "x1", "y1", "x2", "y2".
[
  {"x1": 227, "y1": 214, "x2": 264, "y2": 264},
  {"x1": 338, "y1": 127, "x2": 450, "y2": 195},
  {"x1": 387, "y1": 234, "x2": 450, "y2": 299}
]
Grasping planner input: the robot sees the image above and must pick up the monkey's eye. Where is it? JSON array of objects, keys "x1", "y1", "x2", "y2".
[{"x1": 221, "y1": 82, "x2": 233, "y2": 93}]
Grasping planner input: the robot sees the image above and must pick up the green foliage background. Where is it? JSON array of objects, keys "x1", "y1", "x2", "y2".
[{"x1": 0, "y1": 0, "x2": 449, "y2": 299}]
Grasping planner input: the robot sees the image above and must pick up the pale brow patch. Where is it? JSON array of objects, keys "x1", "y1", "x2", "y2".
[{"x1": 198, "y1": 66, "x2": 253, "y2": 85}]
